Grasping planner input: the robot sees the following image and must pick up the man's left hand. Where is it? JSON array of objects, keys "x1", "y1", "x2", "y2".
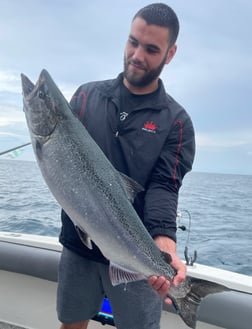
[{"x1": 147, "y1": 236, "x2": 186, "y2": 304}]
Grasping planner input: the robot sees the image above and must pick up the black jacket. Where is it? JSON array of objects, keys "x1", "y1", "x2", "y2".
[{"x1": 59, "y1": 73, "x2": 195, "y2": 263}]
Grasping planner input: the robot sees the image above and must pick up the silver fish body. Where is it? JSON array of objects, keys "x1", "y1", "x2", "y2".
[{"x1": 21, "y1": 70, "x2": 229, "y2": 329}]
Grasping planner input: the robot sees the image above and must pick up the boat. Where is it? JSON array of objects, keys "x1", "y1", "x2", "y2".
[{"x1": 0, "y1": 231, "x2": 252, "y2": 329}]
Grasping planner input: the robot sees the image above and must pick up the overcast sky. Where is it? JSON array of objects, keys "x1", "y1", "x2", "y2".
[{"x1": 0, "y1": 0, "x2": 251, "y2": 174}]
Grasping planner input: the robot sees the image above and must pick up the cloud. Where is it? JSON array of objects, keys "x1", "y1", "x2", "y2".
[
  {"x1": 196, "y1": 131, "x2": 252, "y2": 149},
  {"x1": 194, "y1": 130, "x2": 252, "y2": 174},
  {"x1": 0, "y1": 104, "x2": 25, "y2": 126},
  {"x1": 0, "y1": 70, "x2": 21, "y2": 93},
  {"x1": 0, "y1": 0, "x2": 251, "y2": 174}
]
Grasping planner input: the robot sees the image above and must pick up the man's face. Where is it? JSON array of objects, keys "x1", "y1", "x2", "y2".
[{"x1": 124, "y1": 17, "x2": 176, "y2": 92}]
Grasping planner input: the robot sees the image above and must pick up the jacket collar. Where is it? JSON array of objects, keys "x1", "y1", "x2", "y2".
[{"x1": 98, "y1": 73, "x2": 171, "y2": 111}]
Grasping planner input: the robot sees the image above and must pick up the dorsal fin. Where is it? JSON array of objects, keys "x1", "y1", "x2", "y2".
[{"x1": 119, "y1": 172, "x2": 144, "y2": 203}]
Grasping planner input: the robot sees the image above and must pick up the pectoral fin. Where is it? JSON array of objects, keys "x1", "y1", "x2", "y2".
[{"x1": 109, "y1": 262, "x2": 145, "y2": 286}]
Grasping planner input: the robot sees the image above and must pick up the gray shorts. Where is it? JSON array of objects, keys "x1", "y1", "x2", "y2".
[{"x1": 57, "y1": 247, "x2": 162, "y2": 329}]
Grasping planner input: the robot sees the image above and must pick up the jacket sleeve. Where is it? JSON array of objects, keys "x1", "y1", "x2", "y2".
[
  {"x1": 143, "y1": 116, "x2": 195, "y2": 242},
  {"x1": 69, "y1": 85, "x2": 88, "y2": 120}
]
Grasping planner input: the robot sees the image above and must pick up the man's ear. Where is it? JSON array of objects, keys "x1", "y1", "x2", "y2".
[{"x1": 165, "y1": 44, "x2": 177, "y2": 64}]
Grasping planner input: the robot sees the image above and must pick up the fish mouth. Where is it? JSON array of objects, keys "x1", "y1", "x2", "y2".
[
  {"x1": 21, "y1": 69, "x2": 50, "y2": 100},
  {"x1": 21, "y1": 69, "x2": 58, "y2": 137}
]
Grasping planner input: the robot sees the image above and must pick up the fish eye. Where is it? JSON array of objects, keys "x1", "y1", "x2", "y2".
[{"x1": 38, "y1": 90, "x2": 45, "y2": 99}]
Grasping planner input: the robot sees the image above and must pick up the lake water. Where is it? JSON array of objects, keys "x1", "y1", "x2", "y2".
[{"x1": 0, "y1": 159, "x2": 251, "y2": 276}]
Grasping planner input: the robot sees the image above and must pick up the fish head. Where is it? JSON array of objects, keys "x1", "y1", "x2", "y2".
[{"x1": 21, "y1": 69, "x2": 66, "y2": 139}]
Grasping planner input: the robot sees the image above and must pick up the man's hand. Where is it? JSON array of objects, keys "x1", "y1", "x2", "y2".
[{"x1": 148, "y1": 236, "x2": 186, "y2": 304}]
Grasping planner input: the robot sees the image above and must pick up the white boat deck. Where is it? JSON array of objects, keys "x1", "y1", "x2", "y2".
[
  {"x1": 0, "y1": 232, "x2": 252, "y2": 329},
  {"x1": 0, "y1": 322, "x2": 26, "y2": 329}
]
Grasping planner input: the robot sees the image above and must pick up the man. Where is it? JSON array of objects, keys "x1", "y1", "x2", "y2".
[{"x1": 57, "y1": 3, "x2": 195, "y2": 329}]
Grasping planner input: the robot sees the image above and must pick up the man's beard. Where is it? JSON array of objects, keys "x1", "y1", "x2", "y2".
[{"x1": 123, "y1": 54, "x2": 167, "y2": 88}]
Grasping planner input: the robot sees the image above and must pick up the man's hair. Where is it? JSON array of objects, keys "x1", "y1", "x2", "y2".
[{"x1": 133, "y1": 3, "x2": 179, "y2": 46}]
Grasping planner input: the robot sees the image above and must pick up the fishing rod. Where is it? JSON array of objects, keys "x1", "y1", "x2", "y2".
[{"x1": 0, "y1": 142, "x2": 31, "y2": 156}]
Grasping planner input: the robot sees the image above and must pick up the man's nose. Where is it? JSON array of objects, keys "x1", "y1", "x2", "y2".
[{"x1": 132, "y1": 45, "x2": 145, "y2": 62}]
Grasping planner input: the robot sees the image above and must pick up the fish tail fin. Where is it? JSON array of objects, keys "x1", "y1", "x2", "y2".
[{"x1": 171, "y1": 277, "x2": 230, "y2": 329}]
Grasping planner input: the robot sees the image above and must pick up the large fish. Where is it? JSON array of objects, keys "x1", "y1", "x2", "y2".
[{"x1": 21, "y1": 69, "x2": 229, "y2": 329}]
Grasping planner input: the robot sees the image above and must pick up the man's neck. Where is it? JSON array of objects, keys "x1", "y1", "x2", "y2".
[{"x1": 123, "y1": 77, "x2": 159, "y2": 95}]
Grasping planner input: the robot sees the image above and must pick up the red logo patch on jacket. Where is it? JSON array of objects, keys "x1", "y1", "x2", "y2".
[{"x1": 142, "y1": 121, "x2": 157, "y2": 134}]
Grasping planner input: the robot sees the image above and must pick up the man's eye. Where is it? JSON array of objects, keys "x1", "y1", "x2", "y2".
[
  {"x1": 146, "y1": 47, "x2": 159, "y2": 54},
  {"x1": 129, "y1": 38, "x2": 138, "y2": 47}
]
